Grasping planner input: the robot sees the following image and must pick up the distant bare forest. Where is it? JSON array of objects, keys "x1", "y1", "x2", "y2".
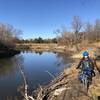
[
  {"x1": 0, "y1": 16, "x2": 100, "y2": 48},
  {"x1": 55, "y1": 16, "x2": 100, "y2": 46},
  {"x1": 18, "y1": 16, "x2": 100, "y2": 47},
  {"x1": 0, "y1": 23, "x2": 22, "y2": 49}
]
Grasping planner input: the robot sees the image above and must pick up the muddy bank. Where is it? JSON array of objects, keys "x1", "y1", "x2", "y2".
[
  {"x1": 0, "y1": 42, "x2": 20, "y2": 58},
  {"x1": 0, "y1": 49, "x2": 20, "y2": 58}
]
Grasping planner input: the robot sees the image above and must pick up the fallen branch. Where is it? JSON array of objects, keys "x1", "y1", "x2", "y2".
[
  {"x1": 45, "y1": 70, "x2": 55, "y2": 79},
  {"x1": 18, "y1": 64, "x2": 35, "y2": 100}
]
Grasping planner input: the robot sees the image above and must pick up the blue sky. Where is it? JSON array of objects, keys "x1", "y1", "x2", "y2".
[{"x1": 0, "y1": 0, "x2": 100, "y2": 39}]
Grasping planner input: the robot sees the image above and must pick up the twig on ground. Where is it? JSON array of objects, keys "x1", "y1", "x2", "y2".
[{"x1": 45, "y1": 70, "x2": 55, "y2": 79}]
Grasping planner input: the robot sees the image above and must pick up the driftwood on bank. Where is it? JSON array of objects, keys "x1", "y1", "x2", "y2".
[
  {"x1": 18, "y1": 61, "x2": 100, "y2": 100},
  {"x1": 18, "y1": 64, "x2": 35, "y2": 100},
  {"x1": 33, "y1": 65, "x2": 78, "y2": 100},
  {"x1": 33, "y1": 63, "x2": 100, "y2": 100}
]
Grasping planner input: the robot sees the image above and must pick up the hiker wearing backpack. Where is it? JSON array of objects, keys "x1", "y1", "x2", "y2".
[{"x1": 76, "y1": 51, "x2": 100, "y2": 82}]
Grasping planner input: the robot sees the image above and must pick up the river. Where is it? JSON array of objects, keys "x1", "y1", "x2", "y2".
[{"x1": 0, "y1": 51, "x2": 74, "y2": 100}]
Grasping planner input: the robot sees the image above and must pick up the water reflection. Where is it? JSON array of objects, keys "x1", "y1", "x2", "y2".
[
  {"x1": 0, "y1": 55, "x2": 23, "y2": 77},
  {"x1": 0, "y1": 51, "x2": 74, "y2": 99},
  {"x1": 0, "y1": 54, "x2": 24, "y2": 100},
  {"x1": 34, "y1": 51, "x2": 43, "y2": 55},
  {"x1": 55, "y1": 52, "x2": 74, "y2": 69},
  {"x1": 21, "y1": 50, "x2": 43, "y2": 55}
]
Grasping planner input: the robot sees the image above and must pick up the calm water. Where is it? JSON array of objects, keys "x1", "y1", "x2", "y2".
[{"x1": 0, "y1": 51, "x2": 73, "y2": 100}]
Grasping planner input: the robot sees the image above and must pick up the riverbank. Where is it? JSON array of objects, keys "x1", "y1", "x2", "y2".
[
  {"x1": 15, "y1": 43, "x2": 75, "y2": 53},
  {"x1": 0, "y1": 42, "x2": 20, "y2": 58},
  {"x1": 16, "y1": 42, "x2": 100, "y2": 53},
  {"x1": 33, "y1": 62, "x2": 100, "y2": 100},
  {"x1": 0, "y1": 49, "x2": 20, "y2": 58},
  {"x1": 17, "y1": 42, "x2": 100, "y2": 100},
  {"x1": 16, "y1": 42, "x2": 100, "y2": 60}
]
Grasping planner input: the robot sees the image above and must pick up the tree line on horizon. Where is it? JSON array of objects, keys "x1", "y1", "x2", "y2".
[
  {"x1": 18, "y1": 16, "x2": 100, "y2": 46},
  {"x1": 0, "y1": 16, "x2": 100, "y2": 48},
  {"x1": 17, "y1": 37, "x2": 57, "y2": 43},
  {"x1": 55, "y1": 16, "x2": 100, "y2": 48}
]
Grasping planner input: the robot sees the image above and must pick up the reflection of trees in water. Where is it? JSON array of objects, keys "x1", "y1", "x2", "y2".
[
  {"x1": 21, "y1": 50, "x2": 33, "y2": 53},
  {"x1": 55, "y1": 52, "x2": 74, "y2": 68},
  {"x1": 34, "y1": 51, "x2": 43, "y2": 55},
  {"x1": 21, "y1": 50, "x2": 43, "y2": 55},
  {"x1": 0, "y1": 54, "x2": 24, "y2": 77}
]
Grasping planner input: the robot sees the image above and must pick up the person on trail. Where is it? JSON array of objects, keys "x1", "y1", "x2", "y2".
[{"x1": 76, "y1": 51, "x2": 100, "y2": 82}]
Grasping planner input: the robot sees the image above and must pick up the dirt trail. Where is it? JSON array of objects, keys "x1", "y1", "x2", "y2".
[{"x1": 45, "y1": 67, "x2": 90, "y2": 100}]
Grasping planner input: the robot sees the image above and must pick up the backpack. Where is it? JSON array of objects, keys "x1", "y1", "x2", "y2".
[{"x1": 81, "y1": 59, "x2": 93, "y2": 71}]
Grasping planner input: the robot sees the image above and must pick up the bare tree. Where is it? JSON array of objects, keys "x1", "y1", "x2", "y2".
[
  {"x1": 61, "y1": 29, "x2": 75, "y2": 47},
  {"x1": 72, "y1": 16, "x2": 83, "y2": 50},
  {"x1": 94, "y1": 19, "x2": 100, "y2": 41},
  {"x1": 84, "y1": 20, "x2": 100, "y2": 42},
  {"x1": 84, "y1": 22, "x2": 94, "y2": 42},
  {"x1": 0, "y1": 23, "x2": 22, "y2": 48},
  {"x1": 54, "y1": 16, "x2": 100, "y2": 50},
  {"x1": 54, "y1": 27, "x2": 72, "y2": 46}
]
